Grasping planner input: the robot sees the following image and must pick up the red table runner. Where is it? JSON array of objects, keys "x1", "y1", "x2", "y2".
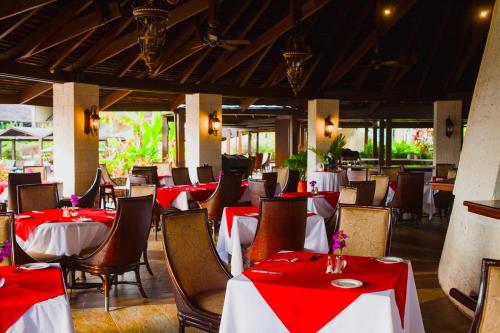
[
  {"x1": 244, "y1": 252, "x2": 408, "y2": 333},
  {"x1": 15, "y1": 208, "x2": 115, "y2": 241},
  {"x1": 0, "y1": 265, "x2": 66, "y2": 332},
  {"x1": 282, "y1": 191, "x2": 340, "y2": 209}
]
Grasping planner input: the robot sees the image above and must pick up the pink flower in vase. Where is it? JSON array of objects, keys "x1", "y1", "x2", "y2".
[
  {"x1": 70, "y1": 194, "x2": 79, "y2": 207},
  {"x1": 0, "y1": 240, "x2": 11, "y2": 262},
  {"x1": 309, "y1": 180, "x2": 317, "y2": 188},
  {"x1": 332, "y1": 230, "x2": 348, "y2": 255}
]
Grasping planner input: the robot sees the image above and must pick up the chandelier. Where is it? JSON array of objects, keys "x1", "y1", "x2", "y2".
[
  {"x1": 282, "y1": 28, "x2": 311, "y2": 96},
  {"x1": 132, "y1": 0, "x2": 179, "y2": 74}
]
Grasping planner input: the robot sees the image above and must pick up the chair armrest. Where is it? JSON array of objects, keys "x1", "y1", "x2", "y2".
[{"x1": 450, "y1": 288, "x2": 477, "y2": 311}]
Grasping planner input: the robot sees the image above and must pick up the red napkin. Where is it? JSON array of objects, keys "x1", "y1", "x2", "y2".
[
  {"x1": 0, "y1": 266, "x2": 66, "y2": 332},
  {"x1": 225, "y1": 206, "x2": 258, "y2": 237},
  {"x1": 244, "y1": 252, "x2": 408, "y2": 333},
  {"x1": 15, "y1": 208, "x2": 115, "y2": 241}
]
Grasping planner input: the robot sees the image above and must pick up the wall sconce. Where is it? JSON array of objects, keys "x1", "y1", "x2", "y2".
[
  {"x1": 208, "y1": 111, "x2": 221, "y2": 136},
  {"x1": 324, "y1": 115, "x2": 334, "y2": 138},
  {"x1": 84, "y1": 105, "x2": 100, "y2": 136},
  {"x1": 445, "y1": 116, "x2": 454, "y2": 138}
]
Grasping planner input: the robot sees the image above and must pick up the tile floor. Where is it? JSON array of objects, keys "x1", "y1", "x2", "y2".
[{"x1": 70, "y1": 216, "x2": 471, "y2": 333}]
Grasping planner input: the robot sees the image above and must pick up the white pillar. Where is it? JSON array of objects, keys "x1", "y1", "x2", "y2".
[
  {"x1": 275, "y1": 116, "x2": 293, "y2": 166},
  {"x1": 307, "y1": 99, "x2": 339, "y2": 174},
  {"x1": 185, "y1": 93, "x2": 222, "y2": 182},
  {"x1": 433, "y1": 100, "x2": 462, "y2": 169},
  {"x1": 53, "y1": 83, "x2": 99, "y2": 196},
  {"x1": 438, "y1": 1, "x2": 500, "y2": 316}
]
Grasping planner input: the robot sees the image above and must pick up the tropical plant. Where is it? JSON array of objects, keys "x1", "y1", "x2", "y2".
[
  {"x1": 282, "y1": 151, "x2": 307, "y2": 180},
  {"x1": 360, "y1": 139, "x2": 373, "y2": 158},
  {"x1": 308, "y1": 133, "x2": 347, "y2": 163}
]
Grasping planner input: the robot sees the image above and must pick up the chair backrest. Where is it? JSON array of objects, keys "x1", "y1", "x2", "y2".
[
  {"x1": 273, "y1": 166, "x2": 289, "y2": 190},
  {"x1": 253, "y1": 153, "x2": 263, "y2": 170},
  {"x1": 99, "y1": 164, "x2": 114, "y2": 184},
  {"x1": 435, "y1": 163, "x2": 455, "y2": 178},
  {"x1": 248, "y1": 179, "x2": 269, "y2": 207},
  {"x1": 197, "y1": 166, "x2": 215, "y2": 183},
  {"x1": 7, "y1": 172, "x2": 42, "y2": 212},
  {"x1": 247, "y1": 197, "x2": 307, "y2": 263},
  {"x1": 78, "y1": 168, "x2": 102, "y2": 208},
  {"x1": 347, "y1": 169, "x2": 366, "y2": 182},
  {"x1": 472, "y1": 258, "x2": 500, "y2": 333},
  {"x1": 17, "y1": 183, "x2": 59, "y2": 213},
  {"x1": 337, "y1": 205, "x2": 391, "y2": 257},
  {"x1": 262, "y1": 172, "x2": 278, "y2": 196},
  {"x1": 86, "y1": 196, "x2": 154, "y2": 268},
  {"x1": 349, "y1": 180, "x2": 376, "y2": 205},
  {"x1": 447, "y1": 168, "x2": 458, "y2": 180},
  {"x1": 153, "y1": 162, "x2": 172, "y2": 177},
  {"x1": 129, "y1": 184, "x2": 156, "y2": 199},
  {"x1": 389, "y1": 172, "x2": 424, "y2": 211},
  {"x1": 380, "y1": 167, "x2": 400, "y2": 183},
  {"x1": 0, "y1": 214, "x2": 12, "y2": 266},
  {"x1": 129, "y1": 174, "x2": 148, "y2": 186},
  {"x1": 282, "y1": 170, "x2": 300, "y2": 193},
  {"x1": 131, "y1": 166, "x2": 160, "y2": 187},
  {"x1": 162, "y1": 210, "x2": 230, "y2": 305},
  {"x1": 202, "y1": 175, "x2": 242, "y2": 222},
  {"x1": 370, "y1": 174, "x2": 390, "y2": 206},
  {"x1": 338, "y1": 187, "x2": 357, "y2": 204},
  {"x1": 23, "y1": 166, "x2": 46, "y2": 181},
  {"x1": 172, "y1": 167, "x2": 192, "y2": 185}
]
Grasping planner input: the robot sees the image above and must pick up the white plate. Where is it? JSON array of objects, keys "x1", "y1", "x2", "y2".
[
  {"x1": 73, "y1": 217, "x2": 93, "y2": 222},
  {"x1": 376, "y1": 256, "x2": 404, "y2": 264},
  {"x1": 15, "y1": 215, "x2": 32, "y2": 219},
  {"x1": 331, "y1": 279, "x2": 363, "y2": 289},
  {"x1": 20, "y1": 263, "x2": 50, "y2": 270},
  {"x1": 245, "y1": 212, "x2": 259, "y2": 217}
]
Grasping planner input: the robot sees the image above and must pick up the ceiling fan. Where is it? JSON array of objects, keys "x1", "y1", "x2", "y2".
[{"x1": 190, "y1": 0, "x2": 250, "y2": 52}]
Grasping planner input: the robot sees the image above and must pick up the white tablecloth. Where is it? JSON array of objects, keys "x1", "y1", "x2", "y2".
[
  {"x1": 216, "y1": 209, "x2": 329, "y2": 276},
  {"x1": 308, "y1": 171, "x2": 348, "y2": 192},
  {"x1": 220, "y1": 263, "x2": 424, "y2": 333},
  {"x1": 307, "y1": 197, "x2": 336, "y2": 219},
  {"x1": 17, "y1": 221, "x2": 110, "y2": 256},
  {"x1": 386, "y1": 184, "x2": 435, "y2": 220}
]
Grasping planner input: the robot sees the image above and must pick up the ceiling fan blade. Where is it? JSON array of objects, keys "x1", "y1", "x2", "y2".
[
  {"x1": 190, "y1": 43, "x2": 205, "y2": 50},
  {"x1": 219, "y1": 43, "x2": 237, "y2": 51},
  {"x1": 224, "y1": 39, "x2": 251, "y2": 45}
]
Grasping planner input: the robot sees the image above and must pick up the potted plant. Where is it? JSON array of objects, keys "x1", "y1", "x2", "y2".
[
  {"x1": 282, "y1": 151, "x2": 307, "y2": 192},
  {"x1": 309, "y1": 134, "x2": 347, "y2": 171}
]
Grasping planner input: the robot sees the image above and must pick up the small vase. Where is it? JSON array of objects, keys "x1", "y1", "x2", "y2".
[
  {"x1": 297, "y1": 180, "x2": 307, "y2": 192},
  {"x1": 333, "y1": 255, "x2": 347, "y2": 274},
  {"x1": 311, "y1": 187, "x2": 318, "y2": 195}
]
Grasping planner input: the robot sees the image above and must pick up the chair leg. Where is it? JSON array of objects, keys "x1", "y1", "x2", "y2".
[
  {"x1": 134, "y1": 267, "x2": 148, "y2": 298},
  {"x1": 143, "y1": 243, "x2": 154, "y2": 276},
  {"x1": 103, "y1": 274, "x2": 111, "y2": 312},
  {"x1": 178, "y1": 317, "x2": 186, "y2": 333}
]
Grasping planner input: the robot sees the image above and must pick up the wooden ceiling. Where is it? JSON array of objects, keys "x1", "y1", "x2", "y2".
[{"x1": 0, "y1": 0, "x2": 493, "y2": 118}]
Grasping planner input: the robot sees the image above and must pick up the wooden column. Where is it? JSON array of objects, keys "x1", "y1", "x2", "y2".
[
  {"x1": 378, "y1": 120, "x2": 385, "y2": 166},
  {"x1": 11, "y1": 140, "x2": 16, "y2": 160},
  {"x1": 256, "y1": 132, "x2": 260, "y2": 153},
  {"x1": 385, "y1": 119, "x2": 392, "y2": 166},
  {"x1": 372, "y1": 123, "x2": 378, "y2": 159},
  {"x1": 161, "y1": 114, "x2": 169, "y2": 161},
  {"x1": 364, "y1": 127, "x2": 369, "y2": 144},
  {"x1": 247, "y1": 131, "x2": 252, "y2": 155},
  {"x1": 174, "y1": 110, "x2": 185, "y2": 167}
]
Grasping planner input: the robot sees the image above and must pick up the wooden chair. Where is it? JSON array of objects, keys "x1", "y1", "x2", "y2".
[
  {"x1": 370, "y1": 174, "x2": 390, "y2": 206},
  {"x1": 253, "y1": 153, "x2": 263, "y2": 171},
  {"x1": 450, "y1": 258, "x2": 500, "y2": 333},
  {"x1": 99, "y1": 164, "x2": 127, "y2": 208},
  {"x1": 0, "y1": 213, "x2": 12, "y2": 266},
  {"x1": 338, "y1": 187, "x2": 358, "y2": 205},
  {"x1": 63, "y1": 196, "x2": 154, "y2": 311},
  {"x1": 172, "y1": 167, "x2": 192, "y2": 185},
  {"x1": 161, "y1": 209, "x2": 231, "y2": 332},
  {"x1": 349, "y1": 180, "x2": 376, "y2": 205},
  {"x1": 198, "y1": 175, "x2": 241, "y2": 239},
  {"x1": 436, "y1": 163, "x2": 455, "y2": 178},
  {"x1": 380, "y1": 167, "x2": 400, "y2": 183},
  {"x1": 7, "y1": 172, "x2": 42, "y2": 212},
  {"x1": 129, "y1": 174, "x2": 148, "y2": 185},
  {"x1": 197, "y1": 166, "x2": 215, "y2": 183},
  {"x1": 77, "y1": 168, "x2": 102, "y2": 208},
  {"x1": 273, "y1": 166, "x2": 289, "y2": 191},
  {"x1": 131, "y1": 166, "x2": 161, "y2": 187},
  {"x1": 281, "y1": 170, "x2": 300, "y2": 193},
  {"x1": 447, "y1": 168, "x2": 458, "y2": 180},
  {"x1": 336, "y1": 205, "x2": 392, "y2": 257},
  {"x1": 246, "y1": 197, "x2": 307, "y2": 263},
  {"x1": 387, "y1": 172, "x2": 424, "y2": 225},
  {"x1": 248, "y1": 179, "x2": 270, "y2": 207},
  {"x1": 262, "y1": 172, "x2": 278, "y2": 196},
  {"x1": 17, "y1": 183, "x2": 59, "y2": 213},
  {"x1": 23, "y1": 166, "x2": 46, "y2": 181}
]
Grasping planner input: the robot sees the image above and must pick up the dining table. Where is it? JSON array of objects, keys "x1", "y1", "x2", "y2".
[
  {"x1": 0, "y1": 264, "x2": 74, "y2": 333},
  {"x1": 216, "y1": 207, "x2": 329, "y2": 276},
  {"x1": 307, "y1": 171, "x2": 348, "y2": 192},
  {"x1": 220, "y1": 251, "x2": 424, "y2": 333},
  {"x1": 281, "y1": 191, "x2": 340, "y2": 218},
  {"x1": 386, "y1": 182, "x2": 436, "y2": 220},
  {"x1": 15, "y1": 208, "x2": 115, "y2": 256}
]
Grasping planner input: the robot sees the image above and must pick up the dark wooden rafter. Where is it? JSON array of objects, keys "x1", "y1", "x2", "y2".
[
  {"x1": 168, "y1": 94, "x2": 185, "y2": 110},
  {"x1": 0, "y1": 0, "x2": 56, "y2": 21},
  {"x1": 100, "y1": 90, "x2": 133, "y2": 110},
  {"x1": 45, "y1": 29, "x2": 96, "y2": 73},
  {"x1": 115, "y1": 49, "x2": 141, "y2": 77},
  {"x1": 237, "y1": 42, "x2": 275, "y2": 87},
  {"x1": 0, "y1": 9, "x2": 39, "y2": 41},
  {"x1": 18, "y1": 82, "x2": 52, "y2": 104}
]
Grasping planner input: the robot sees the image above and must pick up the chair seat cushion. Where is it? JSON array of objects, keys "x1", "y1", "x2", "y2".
[{"x1": 192, "y1": 289, "x2": 225, "y2": 315}]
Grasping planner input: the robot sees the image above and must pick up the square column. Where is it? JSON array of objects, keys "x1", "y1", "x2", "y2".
[
  {"x1": 275, "y1": 115, "x2": 298, "y2": 166},
  {"x1": 307, "y1": 99, "x2": 339, "y2": 173},
  {"x1": 53, "y1": 83, "x2": 99, "y2": 196},
  {"x1": 185, "y1": 93, "x2": 222, "y2": 181},
  {"x1": 433, "y1": 100, "x2": 462, "y2": 168}
]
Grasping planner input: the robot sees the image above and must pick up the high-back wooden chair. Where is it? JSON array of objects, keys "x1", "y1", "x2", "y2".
[
  {"x1": 17, "y1": 183, "x2": 59, "y2": 213},
  {"x1": 7, "y1": 172, "x2": 42, "y2": 212},
  {"x1": 370, "y1": 174, "x2": 390, "y2": 206},
  {"x1": 172, "y1": 167, "x2": 192, "y2": 185},
  {"x1": 23, "y1": 166, "x2": 46, "y2": 181},
  {"x1": 338, "y1": 187, "x2": 358, "y2": 205},
  {"x1": 248, "y1": 179, "x2": 270, "y2": 207},
  {"x1": 161, "y1": 210, "x2": 230, "y2": 332},
  {"x1": 281, "y1": 170, "x2": 300, "y2": 193},
  {"x1": 247, "y1": 197, "x2": 307, "y2": 263},
  {"x1": 262, "y1": 172, "x2": 278, "y2": 196},
  {"x1": 131, "y1": 166, "x2": 161, "y2": 187},
  {"x1": 253, "y1": 153, "x2": 263, "y2": 171},
  {"x1": 273, "y1": 166, "x2": 289, "y2": 191},
  {"x1": 436, "y1": 163, "x2": 455, "y2": 178},
  {"x1": 336, "y1": 205, "x2": 392, "y2": 257},
  {"x1": 388, "y1": 172, "x2": 424, "y2": 224},
  {"x1": 380, "y1": 167, "x2": 401, "y2": 183},
  {"x1": 0, "y1": 213, "x2": 12, "y2": 266},
  {"x1": 349, "y1": 180, "x2": 376, "y2": 205},
  {"x1": 197, "y1": 166, "x2": 215, "y2": 183}
]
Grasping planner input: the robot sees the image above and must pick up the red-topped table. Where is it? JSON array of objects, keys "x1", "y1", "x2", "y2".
[
  {"x1": 281, "y1": 191, "x2": 340, "y2": 218},
  {"x1": 220, "y1": 252, "x2": 424, "y2": 333},
  {"x1": 0, "y1": 265, "x2": 73, "y2": 333}
]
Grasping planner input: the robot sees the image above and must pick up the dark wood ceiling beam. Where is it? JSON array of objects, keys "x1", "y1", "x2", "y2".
[
  {"x1": 100, "y1": 90, "x2": 133, "y2": 111},
  {"x1": 82, "y1": 32, "x2": 137, "y2": 71},
  {"x1": 240, "y1": 97, "x2": 259, "y2": 111},
  {"x1": 0, "y1": 9, "x2": 39, "y2": 40},
  {"x1": 116, "y1": 49, "x2": 141, "y2": 77},
  {"x1": 45, "y1": 30, "x2": 96, "y2": 73},
  {"x1": 0, "y1": 0, "x2": 56, "y2": 21},
  {"x1": 209, "y1": 0, "x2": 331, "y2": 82},
  {"x1": 169, "y1": 94, "x2": 185, "y2": 110},
  {"x1": 151, "y1": 41, "x2": 206, "y2": 78},
  {"x1": 18, "y1": 82, "x2": 52, "y2": 104},
  {"x1": 237, "y1": 42, "x2": 274, "y2": 88}
]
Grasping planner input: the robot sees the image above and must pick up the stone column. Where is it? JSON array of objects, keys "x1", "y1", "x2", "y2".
[
  {"x1": 433, "y1": 100, "x2": 462, "y2": 169},
  {"x1": 53, "y1": 83, "x2": 99, "y2": 196},
  {"x1": 307, "y1": 99, "x2": 339, "y2": 174},
  {"x1": 185, "y1": 93, "x2": 222, "y2": 182},
  {"x1": 275, "y1": 116, "x2": 294, "y2": 166},
  {"x1": 438, "y1": 2, "x2": 500, "y2": 316}
]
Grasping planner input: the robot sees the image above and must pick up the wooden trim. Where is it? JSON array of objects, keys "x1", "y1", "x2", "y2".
[
  {"x1": 0, "y1": 0, "x2": 56, "y2": 21},
  {"x1": 463, "y1": 201, "x2": 500, "y2": 220},
  {"x1": 430, "y1": 181, "x2": 454, "y2": 192}
]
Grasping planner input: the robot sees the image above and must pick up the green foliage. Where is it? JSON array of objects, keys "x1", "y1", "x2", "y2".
[
  {"x1": 282, "y1": 151, "x2": 308, "y2": 180},
  {"x1": 360, "y1": 139, "x2": 373, "y2": 158},
  {"x1": 392, "y1": 141, "x2": 420, "y2": 158},
  {"x1": 308, "y1": 133, "x2": 347, "y2": 162},
  {"x1": 308, "y1": 147, "x2": 327, "y2": 163}
]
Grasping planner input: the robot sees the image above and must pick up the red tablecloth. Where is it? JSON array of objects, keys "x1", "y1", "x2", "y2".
[
  {"x1": 15, "y1": 208, "x2": 115, "y2": 241},
  {"x1": 244, "y1": 252, "x2": 408, "y2": 333},
  {"x1": 282, "y1": 191, "x2": 340, "y2": 209},
  {"x1": 389, "y1": 181, "x2": 397, "y2": 191},
  {"x1": 0, "y1": 265, "x2": 66, "y2": 332},
  {"x1": 0, "y1": 181, "x2": 7, "y2": 195}
]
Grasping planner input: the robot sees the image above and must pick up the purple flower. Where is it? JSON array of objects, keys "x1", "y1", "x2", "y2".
[
  {"x1": 309, "y1": 180, "x2": 317, "y2": 188},
  {"x1": 70, "y1": 194, "x2": 79, "y2": 207},
  {"x1": 0, "y1": 240, "x2": 11, "y2": 262},
  {"x1": 332, "y1": 230, "x2": 348, "y2": 254}
]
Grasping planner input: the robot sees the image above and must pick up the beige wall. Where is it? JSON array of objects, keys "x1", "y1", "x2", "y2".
[
  {"x1": 53, "y1": 83, "x2": 99, "y2": 196},
  {"x1": 307, "y1": 99, "x2": 339, "y2": 173},
  {"x1": 438, "y1": 2, "x2": 500, "y2": 316},
  {"x1": 185, "y1": 93, "x2": 222, "y2": 181},
  {"x1": 433, "y1": 100, "x2": 462, "y2": 167}
]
